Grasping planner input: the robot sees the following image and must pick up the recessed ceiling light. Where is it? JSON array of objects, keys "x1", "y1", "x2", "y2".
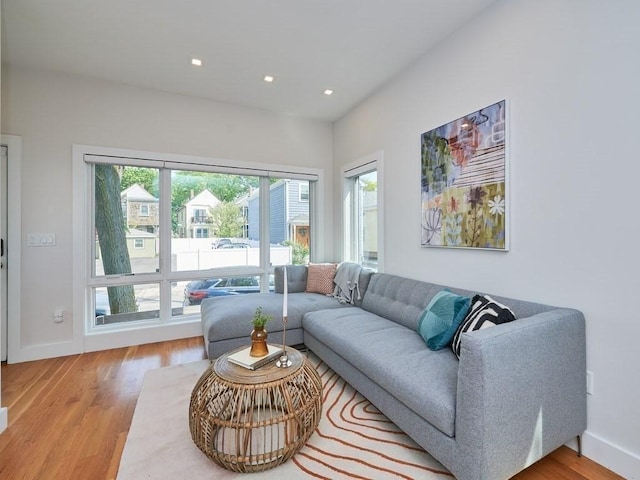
[
  {"x1": 324, "y1": 89, "x2": 333, "y2": 96},
  {"x1": 264, "y1": 75, "x2": 274, "y2": 83},
  {"x1": 191, "y1": 58, "x2": 203, "y2": 67}
]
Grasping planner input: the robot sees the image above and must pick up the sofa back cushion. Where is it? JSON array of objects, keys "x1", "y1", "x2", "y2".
[
  {"x1": 274, "y1": 265, "x2": 308, "y2": 293},
  {"x1": 362, "y1": 273, "x2": 444, "y2": 330},
  {"x1": 362, "y1": 272, "x2": 559, "y2": 330},
  {"x1": 274, "y1": 264, "x2": 374, "y2": 304}
]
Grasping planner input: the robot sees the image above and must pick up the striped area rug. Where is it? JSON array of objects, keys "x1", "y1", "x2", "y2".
[{"x1": 117, "y1": 354, "x2": 452, "y2": 480}]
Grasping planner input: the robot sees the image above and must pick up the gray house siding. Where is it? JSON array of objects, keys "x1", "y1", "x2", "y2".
[
  {"x1": 248, "y1": 195, "x2": 260, "y2": 240},
  {"x1": 288, "y1": 181, "x2": 309, "y2": 220},
  {"x1": 270, "y1": 182, "x2": 287, "y2": 244},
  {"x1": 246, "y1": 180, "x2": 309, "y2": 244}
]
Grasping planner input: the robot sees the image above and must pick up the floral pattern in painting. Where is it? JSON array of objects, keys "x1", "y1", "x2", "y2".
[{"x1": 421, "y1": 100, "x2": 507, "y2": 249}]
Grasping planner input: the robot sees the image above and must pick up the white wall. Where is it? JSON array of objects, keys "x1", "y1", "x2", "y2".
[
  {"x1": 1, "y1": 66, "x2": 333, "y2": 359},
  {"x1": 333, "y1": 0, "x2": 640, "y2": 477}
]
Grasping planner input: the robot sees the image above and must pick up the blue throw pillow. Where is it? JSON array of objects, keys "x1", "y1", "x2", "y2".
[{"x1": 417, "y1": 290, "x2": 471, "y2": 350}]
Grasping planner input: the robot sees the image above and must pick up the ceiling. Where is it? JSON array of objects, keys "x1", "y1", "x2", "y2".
[{"x1": 1, "y1": 0, "x2": 499, "y2": 121}]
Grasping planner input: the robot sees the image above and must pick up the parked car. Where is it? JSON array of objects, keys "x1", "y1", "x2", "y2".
[
  {"x1": 212, "y1": 238, "x2": 232, "y2": 249},
  {"x1": 183, "y1": 276, "x2": 261, "y2": 305},
  {"x1": 95, "y1": 291, "x2": 111, "y2": 317},
  {"x1": 219, "y1": 242, "x2": 251, "y2": 249}
]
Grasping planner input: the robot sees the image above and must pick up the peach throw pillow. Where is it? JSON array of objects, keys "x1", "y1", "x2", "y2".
[{"x1": 305, "y1": 263, "x2": 337, "y2": 295}]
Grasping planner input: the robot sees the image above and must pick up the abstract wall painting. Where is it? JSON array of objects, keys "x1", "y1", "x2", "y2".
[{"x1": 421, "y1": 100, "x2": 508, "y2": 250}]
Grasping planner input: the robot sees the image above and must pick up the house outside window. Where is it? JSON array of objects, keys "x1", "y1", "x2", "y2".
[
  {"x1": 247, "y1": 179, "x2": 311, "y2": 264},
  {"x1": 177, "y1": 189, "x2": 219, "y2": 238},
  {"x1": 121, "y1": 184, "x2": 158, "y2": 234},
  {"x1": 134, "y1": 238, "x2": 144, "y2": 248}
]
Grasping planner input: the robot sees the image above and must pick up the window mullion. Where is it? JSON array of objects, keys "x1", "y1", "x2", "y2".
[
  {"x1": 159, "y1": 168, "x2": 172, "y2": 321},
  {"x1": 351, "y1": 179, "x2": 360, "y2": 263},
  {"x1": 308, "y1": 181, "x2": 317, "y2": 262},
  {"x1": 356, "y1": 179, "x2": 363, "y2": 264},
  {"x1": 89, "y1": 163, "x2": 98, "y2": 280},
  {"x1": 259, "y1": 176, "x2": 271, "y2": 291}
]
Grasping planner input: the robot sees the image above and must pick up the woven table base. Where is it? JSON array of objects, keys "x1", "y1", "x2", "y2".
[{"x1": 189, "y1": 348, "x2": 322, "y2": 472}]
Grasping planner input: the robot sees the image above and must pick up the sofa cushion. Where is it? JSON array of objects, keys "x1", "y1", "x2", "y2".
[
  {"x1": 361, "y1": 273, "x2": 443, "y2": 330},
  {"x1": 303, "y1": 308, "x2": 458, "y2": 437},
  {"x1": 274, "y1": 265, "x2": 308, "y2": 293},
  {"x1": 452, "y1": 294, "x2": 516, "y2": 358},
  {"x1": 306, "y1": 263, "x2": 337, "y2": 294},
  {"x1": 418, "y1": 289, "x2": 471, "y2": 350},
  {"x1": 201, "y1": 292, "x2": 350, "y2": 343}
]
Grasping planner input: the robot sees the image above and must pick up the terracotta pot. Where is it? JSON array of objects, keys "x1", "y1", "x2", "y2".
[{"x1": 250, "y1": 326, "x2": 269, "y2": 357}]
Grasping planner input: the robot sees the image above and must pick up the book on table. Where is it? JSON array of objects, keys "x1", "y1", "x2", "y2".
[{"x1": 227, "y1": 344, "x2": 283, "y2": 370}]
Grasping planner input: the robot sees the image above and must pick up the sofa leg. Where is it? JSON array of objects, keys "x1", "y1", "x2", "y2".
[{"x1": 577, "y1": 435, "x2": 582, "y2": 457}]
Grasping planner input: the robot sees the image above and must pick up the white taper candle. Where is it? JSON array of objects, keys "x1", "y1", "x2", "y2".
[{"x1": 283, "y1": 266, "x2": 288, "y2": 317}]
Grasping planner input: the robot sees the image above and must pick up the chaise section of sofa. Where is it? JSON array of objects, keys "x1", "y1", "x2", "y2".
[{"x1": 200, "y1": 265, "x2": 366, "y2": 358}]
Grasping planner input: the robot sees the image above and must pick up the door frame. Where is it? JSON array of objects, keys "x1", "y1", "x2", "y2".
[
  {"x1": 1, "y1": 145, "x2": 7, "y2": 361},
  {"x1": 1, "y1": 134, "x2": 22, "y2": 363}
]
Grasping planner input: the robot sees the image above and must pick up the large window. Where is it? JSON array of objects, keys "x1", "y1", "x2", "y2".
[
  {"x1": 84, "y1": 153, "x2": 318, "y2": 330},
  {"x1": 343, "y1": 154, "x2": 382, "y2": 270}
]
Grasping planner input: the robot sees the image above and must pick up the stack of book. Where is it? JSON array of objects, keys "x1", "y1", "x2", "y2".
[{"x1": 226, "y1": 344, "x2": 283, "y2": 370}]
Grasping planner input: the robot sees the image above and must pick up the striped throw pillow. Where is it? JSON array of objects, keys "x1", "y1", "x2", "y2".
[{"x1": 452, "y1": 294, "x2": 516, "y2": 359}]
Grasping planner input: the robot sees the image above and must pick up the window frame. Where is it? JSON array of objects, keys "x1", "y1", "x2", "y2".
[
  {"x1": 299, "y1": 183, "x2": 309, "y2": 202},
  {"x1": 342, "y1": 151, "x2": 384, "y2": 271},
  {"x1": 194, "y1": 227, "x2": 209, "y2": 238},
  {"x1": 193, "y1": 208, "x2": 207, "y2": 223},
  {"x1": 73, "y1": 144, "x2": 324, "y2": 346}
]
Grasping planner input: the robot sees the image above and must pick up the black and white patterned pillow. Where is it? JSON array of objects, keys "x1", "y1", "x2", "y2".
[{"x1": 452, "y1": 294, "x2": 516, "y2": 359}]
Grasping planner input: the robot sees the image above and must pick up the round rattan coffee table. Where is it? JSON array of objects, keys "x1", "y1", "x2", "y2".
[{"x1": 189, "y1": 347, "x2": 322, "y2": 473}]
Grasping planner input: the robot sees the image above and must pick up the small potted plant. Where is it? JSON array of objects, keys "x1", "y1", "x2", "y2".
[{"x1": 250, "y1": 307, "x2": 272, "y2": 357}]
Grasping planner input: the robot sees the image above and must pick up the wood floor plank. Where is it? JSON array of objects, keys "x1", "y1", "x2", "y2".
[{"x1": 0, "y1": 337, "x2": 623, "y2": 480}]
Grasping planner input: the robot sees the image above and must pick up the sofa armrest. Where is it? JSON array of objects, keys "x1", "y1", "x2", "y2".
[{"x1": 455, "y1": 309, "x2": 586, "y2": 480}]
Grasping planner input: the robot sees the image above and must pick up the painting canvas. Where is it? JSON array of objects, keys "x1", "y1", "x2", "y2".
[{"x1": 421, "y1": 100, "x2": 508, "y2": 250}]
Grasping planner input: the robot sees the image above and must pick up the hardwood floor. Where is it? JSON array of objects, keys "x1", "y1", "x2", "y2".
[{"x1": 0, "y1": 337, "x2": 624, "y2": 480}]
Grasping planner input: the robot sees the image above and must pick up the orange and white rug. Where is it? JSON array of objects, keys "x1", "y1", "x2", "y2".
[{"x1": 117, "y1": 354, "x2": 452, "y2": 480}]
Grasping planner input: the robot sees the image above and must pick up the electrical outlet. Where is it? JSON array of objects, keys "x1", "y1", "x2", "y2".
[
  {"x1": 53, "y1": 309, "x2": 64, "y2": 323},
  {"x1": 586, "y1": 371, "x2": 594, "y2": 395}
]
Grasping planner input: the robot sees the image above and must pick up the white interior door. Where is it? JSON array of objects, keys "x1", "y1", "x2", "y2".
[{"x1": 1, "y1": 146, "x2": 7, "y2": 361}]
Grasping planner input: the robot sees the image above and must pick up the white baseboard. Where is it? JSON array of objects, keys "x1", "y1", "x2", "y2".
[
  {"x1": 583, "y1": 430, "x2": 640, "y2": 480},
  {"x1": 7, "y1": 320, "x2": 202, "y2": 363},
  {"x1": 84, "y1": 320, "x2": 202, "y2": 353},
  {"x1": 0, "y1": 407, "x2": 7, "y2": 434},
  {"x1": 8, "y1": 340, "x2": 83, "y2": 364}
]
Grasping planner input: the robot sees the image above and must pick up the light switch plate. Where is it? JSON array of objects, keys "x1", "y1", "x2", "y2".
[{"x1": 27, "y1": 233, "x2": 56, "y2": 246}]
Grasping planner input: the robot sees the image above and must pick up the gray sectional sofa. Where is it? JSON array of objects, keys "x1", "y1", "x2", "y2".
[{"x1": 200, "y1": 264, "x2": 586, "y2": 480}]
